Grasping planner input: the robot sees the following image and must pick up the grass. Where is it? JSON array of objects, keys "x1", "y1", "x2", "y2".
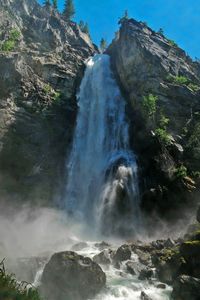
[{"x1": 167, "y1": 75, "x2": 200, "y2": 92}]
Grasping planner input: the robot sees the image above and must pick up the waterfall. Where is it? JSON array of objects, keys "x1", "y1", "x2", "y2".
[{"x1": 64, "y1": 54, "x2": 141, "y2": 236}]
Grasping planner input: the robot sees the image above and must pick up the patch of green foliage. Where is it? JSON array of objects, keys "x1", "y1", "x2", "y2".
[
  {"x1": 167, "y1": 75, "x2": 200, "y2": 92},
  {"x1": 155, "y1": 128, "x2": 171, "y2": 145},
  {"x1": 142, "y1": 93, "x2": 158, "y2": 119},
  {"x1": 43, "y1": 83, "x2": 52, "y2": 94},
  {"x1": 186, "y1": 122, "x2": 200, "y2": 160},
  {"x1": 0, "y1": 260, "x2": 41, "y2": 300},
  {"x1": 53, "y1": 91, "x2": 61, "y2": 102},
  {"x1": 175, "y1": 165, "x2": 187, "y2": 178},
  {"x1": 1, "y1": 28, "x2": 21, "y2": 52},
  {"x1": 167, "y1": 39, "x2": 178, "y2": 47}
]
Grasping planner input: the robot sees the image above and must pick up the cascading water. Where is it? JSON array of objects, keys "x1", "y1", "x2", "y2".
[{"x1": 64, "y1": 54, "x2": 141, "y2": 236}]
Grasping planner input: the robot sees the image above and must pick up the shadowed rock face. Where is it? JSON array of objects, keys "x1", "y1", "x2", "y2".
[
  {"x1": 40, "y1": 251, "x2": 106, "y2": 300},
  {"x1": 107, "y1": 19, "x2": 200, "y2": 221},
  {"x1": 0, "y1": 0, "x2": 95, "y2": 206}
]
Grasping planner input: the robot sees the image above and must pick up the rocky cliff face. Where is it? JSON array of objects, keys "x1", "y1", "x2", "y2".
[
  {"x1": 108, "y1": 19, "x2": 200, "y2": 221},
  {"x1": 0, "y1": 0, "x2": 95, "y2": 206}
]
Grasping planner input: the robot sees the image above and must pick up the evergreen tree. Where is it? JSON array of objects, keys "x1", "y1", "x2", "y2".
[
  {"x1": 63, "y1": 0, "x2": 75, "y2": 21},
  {"x1": 158, "y1": 28, "x2": 164, "y2": 36},
  {"x1": 79, "y1": 21, "x2": 90, "y2": 35},
  {"x1": 119, "y1": 10, "x2": 129, "y2": 24},
  {"x1": 52, "y1": 0, "x2": 58, "y2": 10},
  {"x1": 100, "y1": 38, "x2": 107, "y2": 52},
  {"x1": 43, "y1": 0, "x2": 51, "y2": 7}
]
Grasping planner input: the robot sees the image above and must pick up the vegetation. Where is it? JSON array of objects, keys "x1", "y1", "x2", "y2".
[
  {"x1": 158, "y1": 28, "x2": 164, "y2": 36},
  {"x1": 79, "y1": 21, "x2": 90, "y2": 35},
  {"x1": 1, "y1": 28, "x2": 21, "y2": 52},
  {"x1": 119, "y1": 10, "x2": 129, "y2": 24},
  {"x1": 155, "y1": 127, "x2": 171, "y2": 145},
  {"x1": 175, "y1": 165, "x2": 188, "y2": 178},
  {"x1": 186, "y1": 121, "x2": 200, "y2": 160},
  {"x1": 167, "y1": 39, "x2": 178, "y2": 47},
  {"x1": 167, "y1": 75, "x2": 200, "y2": 92},
  {"x1": 63, "y1": 0, "x2": 75, "y2": 21},
  {"x1": 0, "y1": 260, "x2": 41, "y2": 300},
  {"x1": 142, "y1": 93, "x2": 158, "y2": 120},
  {"x1": 43, "y1": 0, "x2": 51, "y2": 7},
  {"x1": 52, "y1": 0, "x2": 58, "y2": 10},
  {"x1": 100, "y1": 38, "x2": 107, "y2": 52}
]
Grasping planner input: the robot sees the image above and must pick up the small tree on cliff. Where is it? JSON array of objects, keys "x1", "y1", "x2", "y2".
[
  {"x1": 63, "y1": 0, "x2": 75, "y2": 21},
  {"x1": 79, "y1": 21, "x2": 90, "y2": 35},
  {"x1": 52, "y1": 0, "x2": 58, "y2": 10},
  {"x1": 43, "y1": 0, "x2": 51, "y2": 7},
  {"x1": 100, "y1": 38, "x2": 107, "y2": 52}
]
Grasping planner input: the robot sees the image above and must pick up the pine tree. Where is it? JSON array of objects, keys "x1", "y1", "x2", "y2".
[
  {"x1": 43, "y1": 0, "x2": 51, "y2": 7},
  {"x1": 100, "y1": 38, "x2": 107, "y2": 52},
  {"x1": 52, "y1": 0, "x2": 58, "y2": 10},
  {"x1": 63, "y1": 0, "x2": 75, "y2": 21},
  {"x1": 158, "y1": 28, "x2": 164, "y2": 36},
  {"x1": 119, "y1": 10, "x2": 129, "y2": 24},
  {"x1": 79, "y1": 21, "x2": 90, "y2": 35}
]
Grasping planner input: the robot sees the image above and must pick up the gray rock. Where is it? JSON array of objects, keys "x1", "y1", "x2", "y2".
[
  {"x1": 40, "y1": 251, "x2": 106, "y2": 300},
  {"x1": 113, "y1": 244, "x2": 131, "y2": 263},
  {"x1": 93, "y1": 249, "x2": 112, "y2": 265},
  {"x1": 141, "y1": 291, "x2": 153, "y2": 300},
  {"x1": 71, "y1": 242, "x2": 88, "y2": 251},
  {"x1": 172, "y1": 275, "x2": 200, "y2": 300},
  {"x1": 138, "y1": 267, "x2": 153, "y2": 280},
  {"x1": 126, "y1": 261, "x2": 136, "y2": 275}
]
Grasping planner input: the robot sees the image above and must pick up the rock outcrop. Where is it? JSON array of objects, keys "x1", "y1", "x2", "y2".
[
  {"x1": 107, "y1": 18, "x2": 200, "y2": 221},
  {"x1": 40, "y1": 251, "x2": 106, "y2": 300},
  {"x1": 0, "y1": 0, "x2": 95, "y2": 206}
]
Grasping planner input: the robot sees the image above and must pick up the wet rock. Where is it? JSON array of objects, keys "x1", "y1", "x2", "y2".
[
  {"x1": 138, "y1": 267, "x2": 153, "y2": 280},
  {"x1": 156, "y1": 283, "x2": 166, "y2": 289},
  {"x1": 71, "y1": 242, "x2": 88, "y2": 251},
  {"x1": 135, "y1": 249, "x2": 151, "y2": 266},
  {"x1": 197, "y1": 206, "x2": 200, "y2": 223},
  {"x1": 141, "y1": 291, "x2": 153, "y2": 300},
  {"x1": 40, "y1": 251, "x2": 106, "y2": 300},
  {"x1": 172, "y1": 275, "x2": 200, "y2": 300},
  {"x1": 93, "y1": 249, "x2": 112, "y2": 265},
  {"x1": 126, "y1": 261, "x2": 136, "y2": 275},
  {"x1": 94, "y1": 241, "x2": 111, "y2": 250},
  {"x1": 180, "y1": 241, "x2": 200, "y2": 278},
  {"x1": 113, "y1": 244, "x2": 131, "y2": 263}
]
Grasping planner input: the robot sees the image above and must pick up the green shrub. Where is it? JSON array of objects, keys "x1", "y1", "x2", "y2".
[
  {"x1": 142, "y1": 93, "x2": 158, "y2": 119},
  {"x1": 43, "y1": 83, "x2": 52, "y2": 94},
  {"x1": 175, "y1": 165, "x2": 187, "y2": 178},
  {"x1": 53, "y1": 91, "x2": 61, "y2": 102},
  {"x1": 155, "y1": 128, "x2": 171, "y2": 145},
  {"x1": 1, "y1": 40, "x2": 15, "y2": 51},
  {"x1": 1, "y1": 28, "x2": 20, "y2": 52},
  {"x1": 168, "y1": 39, "x2": 178, "y2": 47},
  {"x1": 0, "y1": 260, "x2": 41, "y2": 300},
  {"x1": 159, "y1": 113, "x2": 170, "y2": 129},
  {"x1": 10, "y1": 29, "x2": 21, "y2": 41},
  {"x1": 188, "y1": 83, "x2": 200, "y2": 92}
]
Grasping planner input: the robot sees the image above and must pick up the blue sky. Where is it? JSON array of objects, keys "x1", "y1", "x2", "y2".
[{"x1": 38, "y1": 0, "x2": 200, "y2": 59}]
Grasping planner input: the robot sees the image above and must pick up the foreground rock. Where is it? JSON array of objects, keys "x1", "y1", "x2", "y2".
[
  {"x1": 41, "y1": 251, "x2": 106, "y2": 300},
  {"x1": 172, "y1": 275, "x2": 200, "y2": 300}
]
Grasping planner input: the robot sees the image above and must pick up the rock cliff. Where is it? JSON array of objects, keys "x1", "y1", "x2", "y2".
[
  {"x1": 0, "y1": 0, "x2": 95, "y2": 206},
  {"x1": 107, "y1": 18, "x2": 200, "y2": 221}
]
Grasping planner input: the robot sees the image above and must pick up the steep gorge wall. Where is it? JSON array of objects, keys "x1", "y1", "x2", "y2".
[
  {"x1": 108, "y1": 19, "x2": 200, "y2": 221},
  {"x1": 0, "y1": 0, "x2": 95, "y2": 207}
]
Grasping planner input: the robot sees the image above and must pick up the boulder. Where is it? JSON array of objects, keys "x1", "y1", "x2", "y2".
[
  {"x1": 141, "y1": 291, "x2": 153, "y2": 300},
  {"x1": 71, "y1": 242, "x2": 88, "y2": 251},
  {"x1": 172, "y1": 275, "x2": 200, "y2": 300},
  {"x1": 180, "y1": 241, "x2": 200, "y2": 278},
  {"x1": 113, "y1": 245, "x2": 131, "y2": 263},
  {"x1": 94, "y1": 241, "x2": 111, "y2": 250},
  {"x1": 126, "y1": 261, "x2": 136, "y2": 275},
  {"x1": 138, "y1": 267, "x2": 153, "y2": 280},
  {"x1": 40, "y1": 251, "x2": 106, "y2": 300},
  {"x1": 93, "y1": 249, "x2": 112, "y2": 265}
]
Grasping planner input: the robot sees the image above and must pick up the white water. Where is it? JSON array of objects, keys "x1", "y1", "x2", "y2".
[{"x1": 64, "y1": 54, "x2": 141, "y2": 237}]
